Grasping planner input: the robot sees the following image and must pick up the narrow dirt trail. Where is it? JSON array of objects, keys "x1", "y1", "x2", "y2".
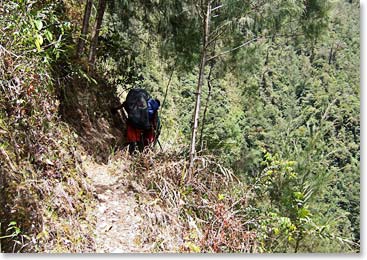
[{"x1": 84, "y1": 159, "x2": 149, "y2": 253}]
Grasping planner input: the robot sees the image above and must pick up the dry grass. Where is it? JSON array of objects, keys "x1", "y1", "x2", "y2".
[
  {"x1": 0, "y1": 2, "x2": 96, "y2": 251},
  {"x1": 121, "y1": 147, "x2": 259, "y2": 253}
]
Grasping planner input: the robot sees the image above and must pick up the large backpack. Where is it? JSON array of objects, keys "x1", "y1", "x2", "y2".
[{"x1": 124, "y1": 88, "x2": 151, "y2": 130}]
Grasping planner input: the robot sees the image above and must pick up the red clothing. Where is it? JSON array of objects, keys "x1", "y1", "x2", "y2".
[
  {"x1": 126, "y1": 122, "x2": 142, "y2": 142},
  {"x1": 126, "y1": 122, "x2": 155, "y2": 145}
]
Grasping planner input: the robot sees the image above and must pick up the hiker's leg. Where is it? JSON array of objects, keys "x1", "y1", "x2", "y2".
[
  {"x1": 138, "y1": 132, "x2": 145, "y2": 152},
  {"x1": 128, "y1": 142, "x2": 137, "y2": 154},
  {"x1": 145, "y1": 129, "x2": 155, "y2": 146},
  {"x1": 137, "y1": 141, "x2": 144, "y2": 152},
  {"x1": 127, "y1": 123, "x2": 143, "y2": 154}
]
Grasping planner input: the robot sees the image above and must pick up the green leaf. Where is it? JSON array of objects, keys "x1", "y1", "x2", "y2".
[
  {"x1": 274, "y1": 227, "x2": 280, "y2": 235},
  {"x1": 218, "y1": 193, "x2": 225, "y2": 201},
  {"x1": 293, "y1": 191, "x2": 304, "y2": 200},
  {"x1": 45, "y1": 30, "x2": 53, "y2": 42},
  {"x1": 34, "y1": 20, "x2": 43, "y2": 31},
  {"x1": 298, "y1": 207, "x2": 310, "y2": 218},
  {"x1": 8, "y1": 221, "x2": 17, "y2": 226},
  {"x1": 35, "y1": 34, "x2": 43, "y2": 52},
  {"x1": 186, "y1": 241, "x2": 201, "y2": 253}
]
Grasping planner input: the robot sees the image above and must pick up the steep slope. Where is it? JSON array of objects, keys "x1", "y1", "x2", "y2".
[{"x1": 0, "y1": 1, "x2": 97, "y2": 252}]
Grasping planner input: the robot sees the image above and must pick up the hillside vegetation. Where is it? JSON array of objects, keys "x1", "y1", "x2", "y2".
[{"x1": 0, "y1": 0, "x2": 360, "y2": 253}]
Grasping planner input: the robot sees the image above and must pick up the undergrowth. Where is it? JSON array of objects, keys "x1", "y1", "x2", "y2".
[
  {"x1": 122, "y1": 148, "x2": 258, "y2": 253},
  {"x1": 116, "y1": 146, "x2": 355, "y2": 253},
  {"x1": 0, "y1": 1, "x2": 95, "y2": 252}
]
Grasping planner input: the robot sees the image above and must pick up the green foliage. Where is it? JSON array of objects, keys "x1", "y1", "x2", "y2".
[
  {"x1": 300, "y1": 0, "x2": 332, "y2": 39},
  {"x1": 255, "y1": 151, "x2": 316, "y2": 252},
  {"x1": 230, "y1": 0, "x2": 359, "y2": 252},
  {"x1": 252, "y1": 150, "x2": 357, "y2": 253},
  {"x1": 0, "y1": 0, "x2": 95, "y2": 253},
  {"x1": 1, "y1": 1, "x2": 72, "y2": 63}
]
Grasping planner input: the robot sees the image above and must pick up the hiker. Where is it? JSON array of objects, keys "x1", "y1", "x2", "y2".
[{"x1": 112, "y1": 88, "x2": 161, "y2": 154}]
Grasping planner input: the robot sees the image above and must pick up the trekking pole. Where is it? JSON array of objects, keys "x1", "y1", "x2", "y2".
[
  {"x1": 154, "y1": 129, "x2": 163, "y2": 151},
  {"x1": 157, "y1": 139, "x2": 163, "y2": 151},
  {"x1": 153, "y1": 113, "x2": 162, "y2": 148}
]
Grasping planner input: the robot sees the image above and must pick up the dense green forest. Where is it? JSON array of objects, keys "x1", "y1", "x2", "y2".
[{"x1": 0, "y1": 0, "x2": 360, "y2": 253}]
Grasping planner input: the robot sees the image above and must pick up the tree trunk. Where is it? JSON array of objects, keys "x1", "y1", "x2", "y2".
[
  {"x1": 161, "y1": 60, "x2": 177, "y2": 111},
  {"x1": 76, "y1": 0, "x2": 93, "y2": 57},
  {"x1": 88, "y1": 0, "x2": 107, "y2": 65},
  {"x1": 199, "y1": 63, "x2": 214, "y2": 151},
  {"x1": 188, "y1": 1, "x2": 211, "y2": 174}
]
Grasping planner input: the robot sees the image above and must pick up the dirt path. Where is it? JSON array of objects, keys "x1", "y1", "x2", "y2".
[{"x1": 84, "y1": 159, "x2": 149, "y2": 253}]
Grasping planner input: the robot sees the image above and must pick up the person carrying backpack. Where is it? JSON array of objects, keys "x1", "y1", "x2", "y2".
[{"x1": 112, "y1": 88, "x2": 161, "y2": 153}]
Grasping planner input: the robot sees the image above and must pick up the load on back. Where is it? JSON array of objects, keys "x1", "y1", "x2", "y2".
[
  {"x1": 123, "y1": 88, "x2": 161, "y2": 153},
  {"x1": 124, "y1": 89, "x2": 151, "y2": 130}
]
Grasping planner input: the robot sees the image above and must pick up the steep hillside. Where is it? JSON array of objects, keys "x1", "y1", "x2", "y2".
[{"x1": 0, "y1": 1, "x2": 97, "y2": 252}]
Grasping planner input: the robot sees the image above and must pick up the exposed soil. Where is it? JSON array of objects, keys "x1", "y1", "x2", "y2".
[
  {"x1": 57, "y1": 71, "x2": 127, "y2": 163},
  {"x1": 85, "y1": 159, "x2": 150, "y2": 253},
  {"x1": 83, "y1": 152, "x2": 185, "y2": 253}
]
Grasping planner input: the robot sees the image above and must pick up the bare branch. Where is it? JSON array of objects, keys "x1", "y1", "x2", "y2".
[
  {"x1": 208, "y1": 20, "x2": 231, "y2": 39},
  {"x1": 207, "y1": 37, "x2": 260, "y2": 61},
  {"x1": 211, "y1": 4, "x2": 224, "y2": 12},
  {"x1": 0, "y1": 44, "x2": 20, "y2": 58},
  {"x1": 207, "y1": 24, "x2": 229, "y2": 47},
  {"x1": 195, "y1": 2, "x2": 204, "y2": 19},
  {"x1": 207, "y1": 32, "x2": 304, "y2": 61}
]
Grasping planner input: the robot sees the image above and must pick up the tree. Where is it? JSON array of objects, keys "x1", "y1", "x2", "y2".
[
  {"x1": 89, "y1": 0, "x2": 107, "y2": 64},
  {"x1": 187, "y1": 0, "x2": 328, "y2": 171},
  {"x1": 189, "y1": 0, "x2": 212, "y2": 174},
  {"x1": 77, "y1": 0, "x2": 93, "y2": 57}
]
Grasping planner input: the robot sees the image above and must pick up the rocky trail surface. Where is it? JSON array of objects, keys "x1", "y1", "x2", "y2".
[
  {"x1": 83, "y1": 154, "x2": 182, "y2": 253},
  {"x1": 85, "y1": 159, "x2": 148, "y2": 253}
]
